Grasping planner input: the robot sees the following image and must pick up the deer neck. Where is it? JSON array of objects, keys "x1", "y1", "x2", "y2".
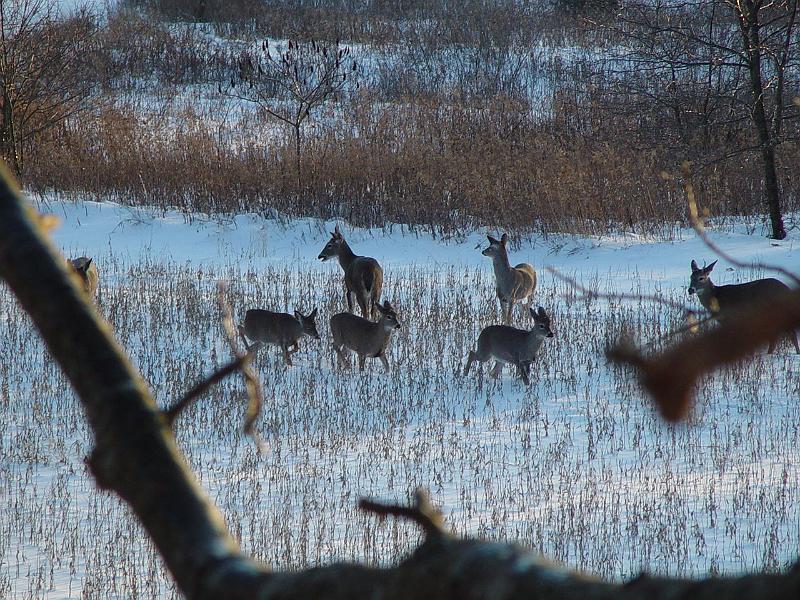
[
  {"x1": 524, "y1": 330, "x2": 545, "y2": 354},
  {"x1": 336, "y1": 241, "x2": 357, "y2": 270},
  {"x1": 696, "y1": 279, "x2": 717, "y2": 311},
  {"x1": 376, "y1": 318, "x2": 395, "y2": 345},
  {"x1": 491, "y1": 250, "x2": 513, "y2": 286}
]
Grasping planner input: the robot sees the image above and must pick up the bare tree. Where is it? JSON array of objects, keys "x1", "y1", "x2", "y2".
[
  {"x1": 0, "y1": 0, "x2": 99, "y2": 175},
  {"x1": 1, "y1": 164, "x2": 800, "y2": 598},
  {"x1": 222, "y1": 38, "x2": 359, "y2": 189},
  {"x1": 588, "y1": 0, "x2": 799, "y2": 239}
]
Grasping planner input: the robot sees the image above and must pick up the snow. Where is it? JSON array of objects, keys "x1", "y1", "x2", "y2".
[
  {"x1": 44, "y1": 197, "x2": 799, "y2": 286},
  {"x1": 2, "y1": 197, "x2": 800, "y2": 599}
]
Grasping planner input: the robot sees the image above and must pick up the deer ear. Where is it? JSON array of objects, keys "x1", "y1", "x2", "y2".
[
  {"x1": 705, "y1": 260, "x2": 717, "y2": 272},
  {"x1": 310, "y1": 307, "x2": 318, "y2": 318},
  {"x1": 294, "y1": 310, "x2": 302, "y2": 320},
  {"x1": 537, "y1": 306, "x2": 546, "y2": 317},
  {"x1": 334, "y1": 224, "x2": 341, "y2": 235},
  {"x1": 501, "y1": 233, "x2": 509, "y2": 245},
  {"x1": 691, "y1": 259, "x2": 699, "y2": 272},
  {"x1": 85, "y1": 258, "x2": 93, "y2": 268},
  {"x1": 487, "y1": 235, "x2": 497, "y2": 244},
  {"x1": 529, "y1": 306, "x2": 536, "y2": 318}
]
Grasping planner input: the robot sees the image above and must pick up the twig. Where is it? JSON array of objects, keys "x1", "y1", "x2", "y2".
[
  {"x1": 608, "y1": 290, "x2": 800, "y2": 422},
  {"x1": 164, "y1": 352, "x2": 254, "y2": 427},
  {"x1": 547, "y1": 267, "x2": 700, "y2": 315},
  {"x1": 217, "y1": 283, "x2": 265, "y2": 447},
  {"x1": 359, "y1": 488, "x2": 447, "y2": 539},
  {"x1": 642, "y1": 313, "x2": 718, "y2": 350}
]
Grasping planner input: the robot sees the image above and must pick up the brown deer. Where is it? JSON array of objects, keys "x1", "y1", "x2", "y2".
[
  {"x1": 464, "y1": 306, "x2": 554, "y2": 385},
  {"x1": 68, "y1": 257, "x2": 99, "y2": 297},
  {"x1": 238, "y1": 308, "x2": 320, "y2": 365},
  {"x1": 481, "y1": 233, "x2": 537, "y2": 324},
  {"x1": 329, "y1": 300, "x2": 400, "y2": 371},
  {"x1": 318, "y1": 224, "x2": 383, "y2": 319},
  {"x1": 688, "y1": 259, "x2": 800, "y2": 354}
]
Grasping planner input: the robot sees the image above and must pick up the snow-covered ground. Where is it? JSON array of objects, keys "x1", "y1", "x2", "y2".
[
  {"x1": 2, "y1": 198, "x2": 799, "y2": 599},
  {"x1": 43, "y1": 198, "x2": 799, "y2": 287}
]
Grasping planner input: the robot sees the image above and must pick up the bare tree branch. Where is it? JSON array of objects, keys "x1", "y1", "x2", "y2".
[{"x1": 359, "y1": 488, "x2": 448, "y2": 539}]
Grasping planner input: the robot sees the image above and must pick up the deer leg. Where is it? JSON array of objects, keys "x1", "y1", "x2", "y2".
[
  {"x1": 357, "y1": 293, "x2": 369, "y2": 319},
  {"x1": 768, "y1": 338, "x2": 777, "y2": 354},
  {"x1": 282, "y1": 346, "x2": 293, "y2": 366},
  {"x1": 346, "y1": 289, "x2": 355, "y2": 313},
  {"x1": 464, "y1": 351, "x2": 477, "y2": 376},
  {"x1": 379, "y1": 353, "x2": 390, "y2": 372},
  {"x1": 517, "y1": 362, "x2": 531, "y2": 386},
  {"x1": 334, "y1": 345, "x2": 348, "y2": 368},
  {"x1": 287, "y1": 341, "x2": 300, "y2": 354},
  {"x1": 490, "y1": 362, "x2": 503, "y2": 378},
  {"x1": 358, "y1": 354, "x2": 366, "y2": 371},
  {"x1": 792, "y1": 331, "x2": 800, "y2": 355}
]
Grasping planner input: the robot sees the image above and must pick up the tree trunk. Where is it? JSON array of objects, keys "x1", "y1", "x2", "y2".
[{"x1": 737, "y1": 0, "x2": 787, "y2": 240}]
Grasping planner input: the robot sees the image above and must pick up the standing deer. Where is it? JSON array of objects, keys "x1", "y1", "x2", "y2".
[
  {"x1": 318, "y1": 224, "x2": 383, "y2": 319},
  {"x1": 68, "y1": 257, "x2": 99, "y2": 297},
  {"x1": 330, "y1": 300, "x2": 401, "y2": 371},
  {"x1": 688, "y1": 259, "x2": 800, "y2": 354},
  {"x1": 464, "y1": 306, "x2": 554, "y2": 385},
  {"x1": 238, "y1": 308, "x2": 320, "y2": 365},
  {"x1": 481, "y1": 233, "x2": 537, "y2": 324}
]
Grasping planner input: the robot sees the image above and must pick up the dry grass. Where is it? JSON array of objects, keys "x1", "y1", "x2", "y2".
[
  {"x1": 28, "y1": 90, "x2": 800, "y2": 239},
  {"x1": 2, "y1": 252, "x2": 799, "y2": 597}
]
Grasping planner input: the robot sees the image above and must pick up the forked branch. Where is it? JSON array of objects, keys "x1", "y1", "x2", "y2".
[{"x1": 359, "y1": 488, "x2": 448, "y2": 539}]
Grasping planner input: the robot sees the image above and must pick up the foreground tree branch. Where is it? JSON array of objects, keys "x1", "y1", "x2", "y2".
[
  {"x1": 1, "y1": 166, "x2": 800, "y2": 598},
  {"x1": 608, "y1": 290, "x2": 800, "y2": 421}
]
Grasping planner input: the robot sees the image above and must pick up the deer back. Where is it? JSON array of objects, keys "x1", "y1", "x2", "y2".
[
  {"x1": 345, "y1": 256, "x2": 383, "y2": 295},
  {"x1": 331, "y1": 312, "x2": 389, "y2": 356},
  {"x1": 242, "y1": 309, "x2": 303, "y2": 346},
  {"x1": 511, "y1": 263, "x2": 537, "y2": 300},
  {"x1": 712, "y1": 278, "x2": 793, "y2": 317},
  {"x1": 477, "y1": 325, "x2": 544, "y2": 364}
]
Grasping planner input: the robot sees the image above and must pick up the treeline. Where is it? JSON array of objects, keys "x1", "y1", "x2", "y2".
[{"x1": 12, "y1": 0, "x2": 800, "y2": 236}]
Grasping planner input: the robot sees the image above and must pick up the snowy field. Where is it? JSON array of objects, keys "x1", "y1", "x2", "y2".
[{"x1": 2, "y1": 199, "x2": 800, "y2": 599}]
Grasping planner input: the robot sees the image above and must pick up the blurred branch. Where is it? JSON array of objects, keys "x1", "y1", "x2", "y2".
[
  {"x1": 164, "y1": 351, "x2": 255, "y2": 428},
  {"x1": 607, "y1": 162, "x2": 800, "y2": 421},
  {"x1": 608, "y1": 290, "x2": 800, "y2": 421},
  {"x1": 547, "y1": 267, "x2": 700, "y2": 314},
  {"x1": 359, "y1": 488, "x2": 447, "y2": 539},
  {"x1": 216, "y1": 283, "x2": 264, "y2": 443}
]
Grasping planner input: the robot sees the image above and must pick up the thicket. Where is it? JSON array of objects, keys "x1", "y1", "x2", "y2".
[{"x1": 19, "y1": 1, "x2": 800, "y2": 236}]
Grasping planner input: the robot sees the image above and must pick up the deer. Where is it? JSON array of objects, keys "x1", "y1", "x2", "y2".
[
  {"x1": 329, "y1": 300, "x2": 401, "y2": 371},
  {"x1": 238, "y1": 308, "x2": 320, "y2": 366},
  {"x1": 318, "y1": 224, "x2": 383, "y2": 320},
  {"x1": 688, "y1": 259, "x2": 800, "y2": 354},
  {"x1": 464, "y1": 306, "x2": 554, "y2": 385},
  {"x1": 481, "y1": 233, "x2": 537, "y2": 324},
  {"x1": 68, "y1": 257, "x2": 99, "y2": 297}
]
